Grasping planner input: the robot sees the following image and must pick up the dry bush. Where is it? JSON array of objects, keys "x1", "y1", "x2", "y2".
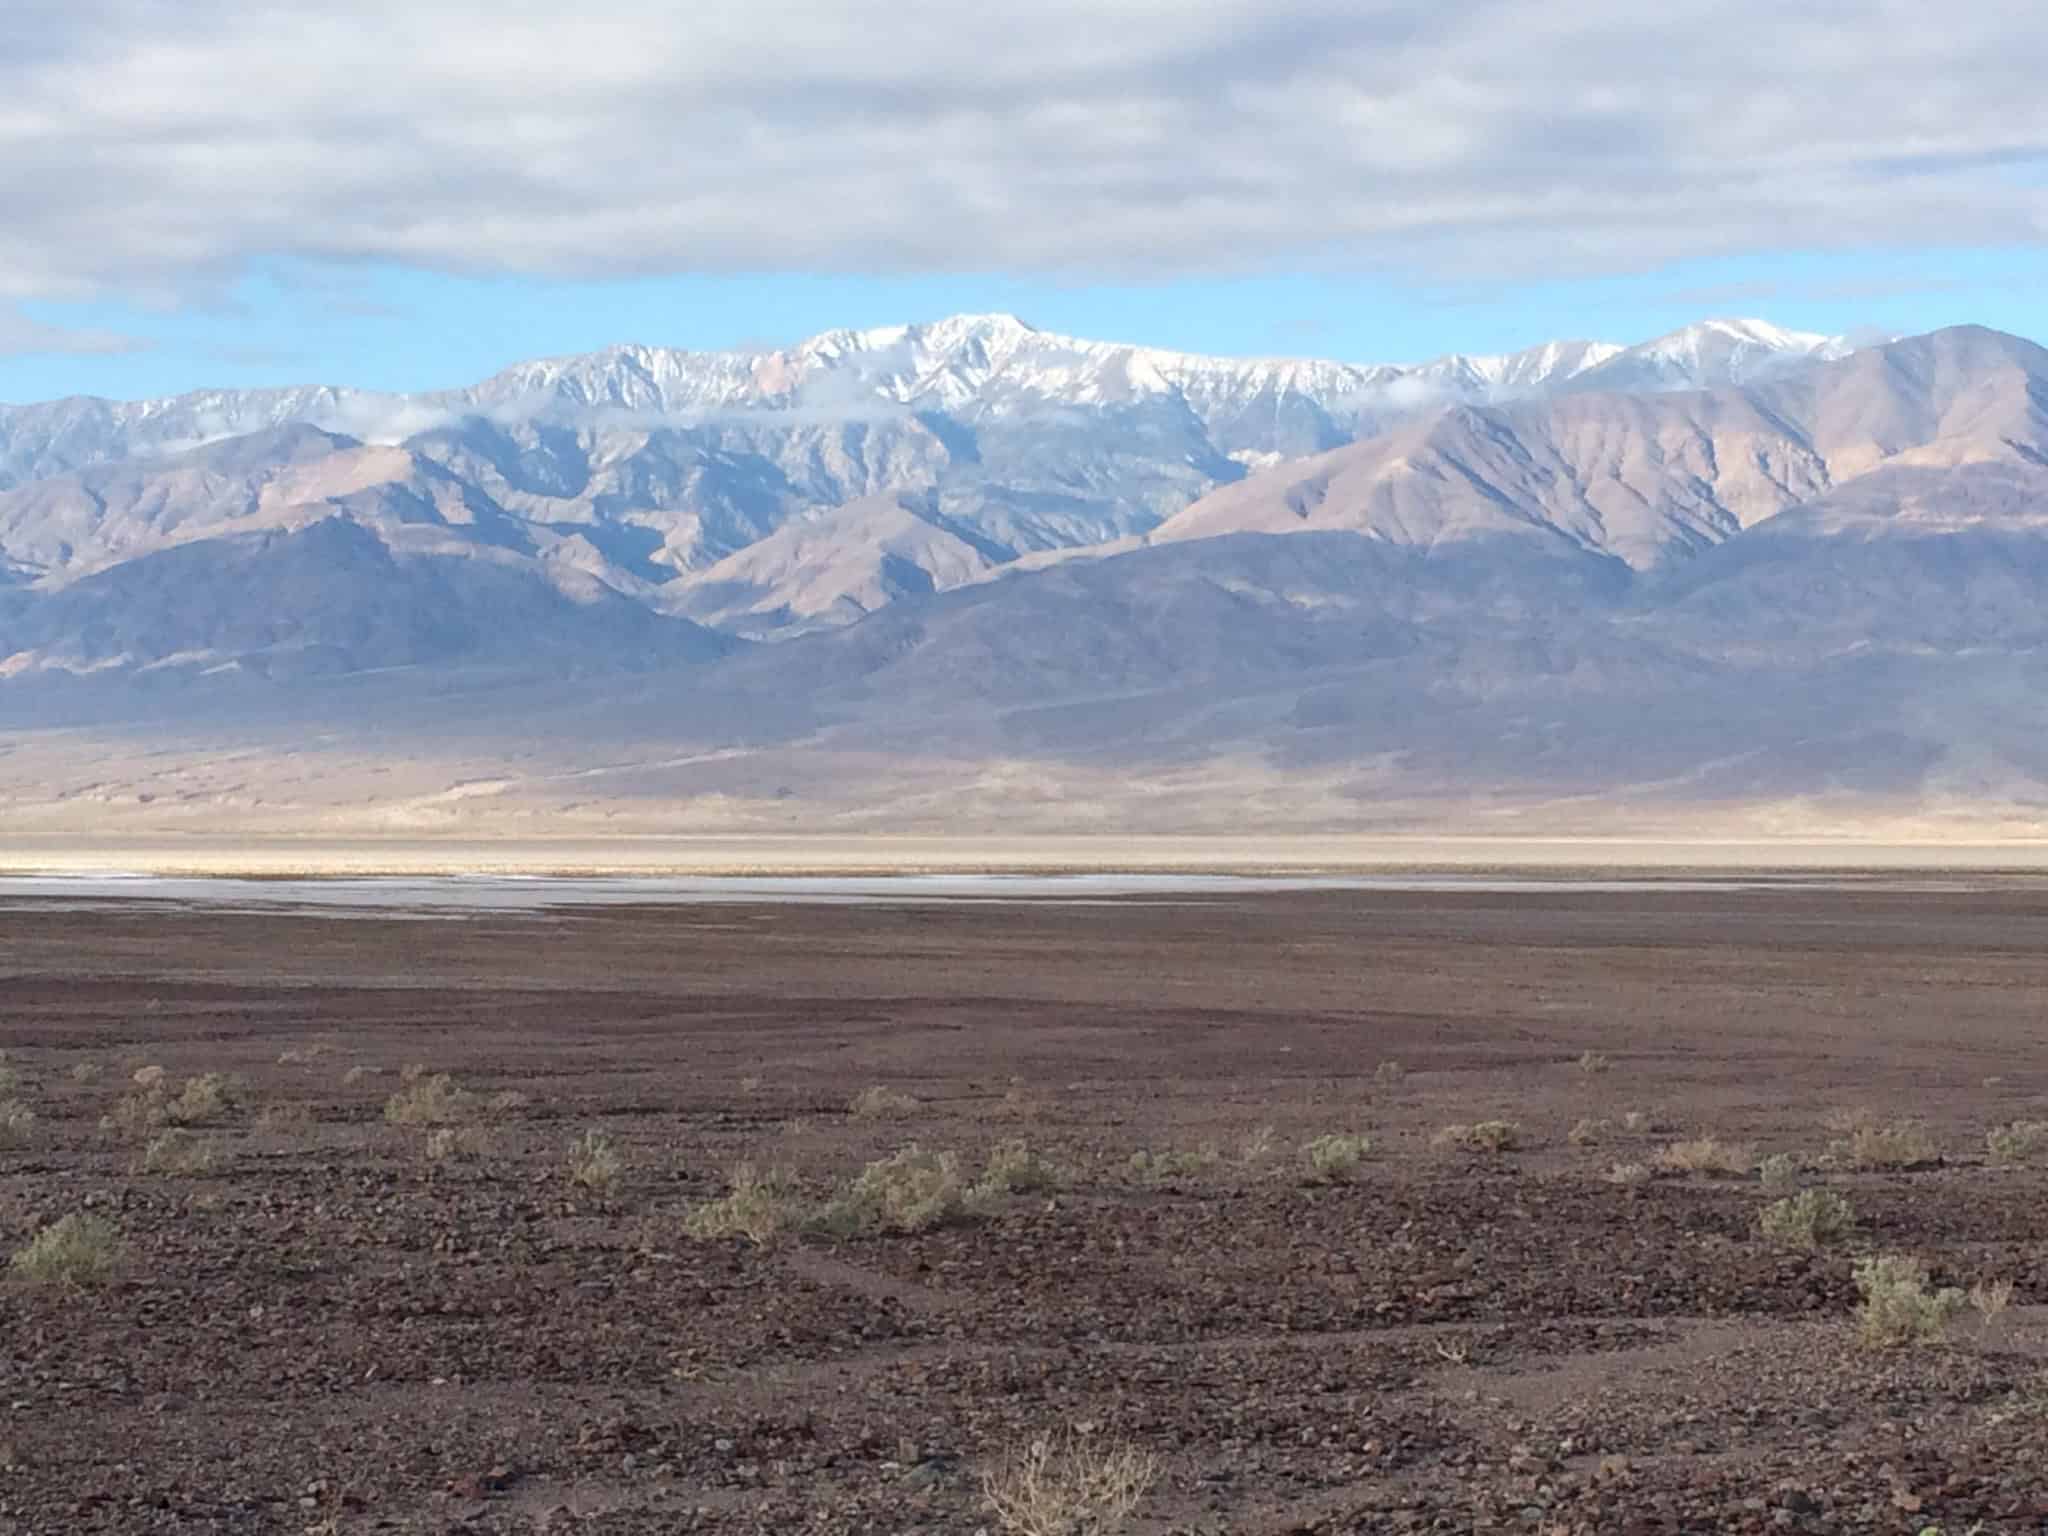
[
  {"x1": 141, "y1": 1128, "x2": 220, "y2": 1176},
  {"x1": 1373, "y1": 1060, "x2": 1407, "y2": 1086},
  {"x1": 485, "y1": 1090, "x2": 531, "y2": 1115},
  {"x1": 1656, "y1": 1137, "x2": 1756, "y2": 1176},
  {"x1": 399, "y1": 1062, "x2": 431, "y2": 1084},
  {"x1": 1830, "y1": 1120, "x2": 1938, "y2": 1169},
  {"x1": 993, "y1": 1077, "x2": 1038, "y2": 1118},
  {"x1": 0, "y1": 1101, "x2": 36, "y2": 1146},
  {"x1": 568, "y1": 1131, "x2": 624, "y2": 1195},
  {"x1": 1304, "y1": 1132, "x2": 1371, "y2": 1183},
  {"x1": 683, "y1": 1162, "x2": 809, "y2": 1243},
  {"x1": 848, "y1": 1084, "x2": 920, "y2": 1120},
  {"x1": 384, "y1": 1073, "x2": 470, "y2": 1126},
  {"x1": 1237, "y1": 1124, "x2": 1279, "y2": 1166},
  {"x1": 10, "y1": 1214, "x2": 120, "y2": 1290},
  {"x1": 982, "y1": 1433, "x2": 1159, "y2": 1536},
  {"x1": 1433, "y1": 1121, "x2": 1522, "y2": 1154},
  {"x1": 1605, "y1": 1161, "x2": 1652, "y2": 1187},
  {"x1": 1971, "y1": 1278, "x2": 2015, "y2": 1336},
  {"x1": 70, "y1": 1061, "x2": 103, "y2": 1084},
  {"x1": 1757, "y1": 1152, "x2": 1803, "y2": 1190},
  {"x1": 1986, "y1": 1120, "x2": 2048, "y2": 1166},
  {"x1": 424, "y1": 1127, "x2": 488, "y2": 1163},
  {"x1": 131, "y1": 1064, "x2": 167, "y2": 1089},
  {"x1": 1989, "y1": 1372, "x2": 2048, "y2": 1426},
  {"x1": 341, "y1": 1065, "x2": 380, "y2": 1086},
  {"x1": 1575, "y1": 1050, "x2": 1612, "y2": 1075},
  {"x1": 100, "y1": 1086, "x2": 168, "y2": 1139},
  {"x1": 818, "y1": 1146, "x2": 975, "y2": 1235},
  {"x1": 1568, "y1": 1118, "x2": 1611, "y2": 1148},
  {"x1": 1758, "y1": 1188, "x2": 1856, "y2": 1249},
  {"x1": 164, "y1": 1073, "x2": 233, "y2": 1126},
  {"x1": 1822, "y1": 1106, "x2": 1877, "y2": 1135},
  {"x1": 1854, "y1": 1254, "x2": 1964, "y2": 1347},
  {"x1": 973, "y1": 1138, "x2": 1063, "y2": 1200},
  {"x1": 1126, "y1": 1144, "x2": 1223, "y2": 1183}
]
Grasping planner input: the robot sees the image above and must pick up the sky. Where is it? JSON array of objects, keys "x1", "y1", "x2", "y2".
[{"x1": 3, "y1": 0, "x2": 2045, "y2": 402}]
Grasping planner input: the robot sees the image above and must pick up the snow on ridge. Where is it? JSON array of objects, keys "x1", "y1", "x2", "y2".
[{"x1": 0, "y1": 313, "x2": 1861, "y2": 467}]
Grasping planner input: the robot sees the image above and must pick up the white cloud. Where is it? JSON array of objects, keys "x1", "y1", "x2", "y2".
[
  {"x1": 1, "y1": 0, "x2": 2044, "y2": 302},
  {"x1": 0, "y1": 304, "x2": 147, "y2": 357}
]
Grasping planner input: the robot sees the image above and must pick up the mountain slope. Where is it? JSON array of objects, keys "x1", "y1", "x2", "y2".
[
  {"x1": 0, "y1": 515, "x2": 733, "y2": 681},
  {"x1": 0, "y1": 313, "x2": 1853, "y2": 579},
  {"x1": 1154, "y1": 327, "x2": 2048, "y2": 570},
  {"x1": 16, "y1": 317, "x2": 2048, "y2": 834},
  {"x1": 668, "y1": 492, "x2": 1015, "y2": 636}
]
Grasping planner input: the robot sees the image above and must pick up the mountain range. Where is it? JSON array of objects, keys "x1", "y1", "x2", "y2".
[{"x1": 5, "y1": 313, "x2": 2047, "y2": 840}]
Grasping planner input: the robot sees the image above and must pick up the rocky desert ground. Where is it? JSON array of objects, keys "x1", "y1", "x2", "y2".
[{"x1": 2, "y1": 882, "x2": 2047, "y2": 1533}]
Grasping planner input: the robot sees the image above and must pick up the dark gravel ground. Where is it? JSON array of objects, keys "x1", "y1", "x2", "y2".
[{"x1": 1, "y1": 886, "x2": 2046, "y2": 1533}]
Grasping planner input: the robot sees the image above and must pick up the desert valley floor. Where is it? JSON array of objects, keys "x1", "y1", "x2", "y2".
[{"x1": 3, "y1": 882, "x2": 2047, "y2": 1533}]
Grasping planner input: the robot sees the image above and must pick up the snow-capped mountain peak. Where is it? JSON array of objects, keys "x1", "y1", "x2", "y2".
[{"x1": 0, "y1": 313, "x2": 1858, "y2": 498}]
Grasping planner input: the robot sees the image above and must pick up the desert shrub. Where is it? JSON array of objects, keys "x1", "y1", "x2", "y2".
[
  {"x1": 1304, "y1": 1132, "x2": 1371, "y2": 1183},
  {"x1": 0, "y1": 1101, "x2": 36, "y2": 1146},
  {"x1": 683, "y1": 1162, "x2": 809, "y2": 1243},
  {"x1": 1126, "y1": 1144, "x2": 1223, "y2": 1183},
  {"x1": 399, "y1": 1062, "x2": 431, "y2": 1084},
  {"x1": 1656, "y1": 1137, "x2": 1755, "y2": 1176},
  {"x1": 1576, "y1": 1050, "x2": 1611, "y2": 1075},
  {"x1": 424, "y1": 1127, "x2": 487, "y2": 1163},
  {"x1": 1757, "y1": 1152, "x2": 1803, "y2": 1190},
  {"x1": 1568, "y1": 1118, "x2": 1611, "y2": 1147},
  {"x1": 1854, "y1": 1254, "x2": 1963, "y2": 1347},
  {"x1": 1971, "y1": 1278, "x2": 2015, "y2": 1334},
  {"x1": 1237, "y1": 1124, "x2": 1279, "y2": 1166},
  {"x1": 983, "y1": 1433, "x2": 1159, "y2": 1536},
  {"x1": 1831, "y1": 1120, "x2": 1937, "y2": 1169},
  {"x1": 1434, "y1": 1121, "x2": 1521, "y2": 1154},
  {"x1": 1986, "y1": 1120, "x2": 2048, "y2": 1166},
  {"x1": 486, "y1": 1090, "x2": 531, "y2": 1115},
  {"x1": 70, "y1": 1061, "x2": 103, "y2": 1084},
  {"x1": 1990, "y1": 1372, "x2": 2048, "y2": 1425},
  {"x1": 848, "y1": 1084, "x2": 920, "y2": 1119},
  {"x1": 130, "y1": 1064, "x2": 167, "y2": 1089},
  {"x1": 1605, "y1": 1161, "x2": 1652, "y2": 1186},
  {"x1": 1758, "y1": 1188, "x2": 1856, "y2": 1249},
  {"x1": 568, "y1": 1131, "x2": 623, "y2": 1195},
  {"x1": 140, "y1": 1128, "x2": 219, "y2": 1176},
  {"x1": 164, "y1": 1073, "x2": 233, "y2": 1126},
  {"x1": 818, "y1": 1145, "x2": 974, "y2": 1235},
  {"x1": 973, "y1": 1138, "x2": 1063, "y2": 1200},
  {"x1": 384, "y1": 1073, "x2": 470, "y2": 1126},
  {"x1": 100, "y1": 1086, "x2": 168, "y2": 1139},
  {"x1": 10, "y1": 1214, "x2": 120, "y2": 1290},
  {"x1": 1373, "y1": 1060, "x2": 1406, "y2": 1086}
]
